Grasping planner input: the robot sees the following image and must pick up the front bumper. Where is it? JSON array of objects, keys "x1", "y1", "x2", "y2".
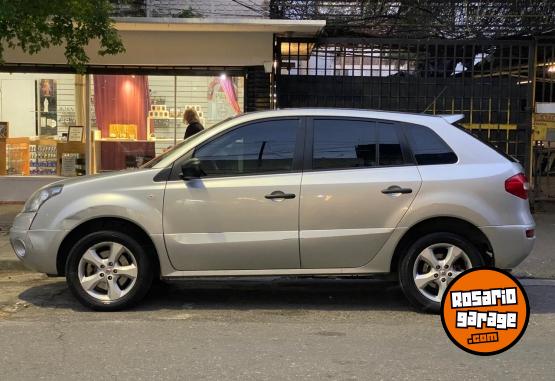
[
  {"x1": 480, "y1": 224, "x2": 536, "y2": 269},
  {"x1": 9, "y1": 213, "x2": 66, "y2": 275}
]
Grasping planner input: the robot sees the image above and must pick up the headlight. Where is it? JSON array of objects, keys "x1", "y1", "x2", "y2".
[{"x1": 23, "y1": 185, "x2": 63, "y2": 213}]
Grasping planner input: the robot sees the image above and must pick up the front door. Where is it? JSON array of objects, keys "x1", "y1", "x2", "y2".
[
  {"x1": 163, "y1": 118, "x2": 304, "y2": 271},
  {"x1": 299, "y1": 118, "x2": 422, "y2": 269}
]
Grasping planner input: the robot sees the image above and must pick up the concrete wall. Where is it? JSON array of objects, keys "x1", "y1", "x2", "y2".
[
  {"x1": 0, "y1": 177, "x2": 62, "y2": 203},
  {"x1": 148, "y1": 0, "x2": 270, "y2": 18}
]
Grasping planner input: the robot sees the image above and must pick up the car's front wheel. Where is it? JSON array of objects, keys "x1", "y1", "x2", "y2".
[
  {"x1": 398, "y1": 232, "x2": 485, "y2": 313},
  {"x1": 65, "y1": 230, "x2": 154, "y2": 311}
]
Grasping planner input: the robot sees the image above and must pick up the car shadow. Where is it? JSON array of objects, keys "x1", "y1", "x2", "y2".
[
  {"x1": 18, "y1": 277, "x2": 414, "y2": 313},
  {"x1": 18, "y1": 277, "x2": 555, "y2": 314},
  {"x1": 147, "y1": 278, "x2": 413, "y2": 312}
]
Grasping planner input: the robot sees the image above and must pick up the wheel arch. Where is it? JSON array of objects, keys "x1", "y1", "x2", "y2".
[
  {"x1": 390, "y1": 216, "x2": 494, "y2": 273},
  {"x1": 56, "y1": 217, "x2": 160, "y2": 276}
]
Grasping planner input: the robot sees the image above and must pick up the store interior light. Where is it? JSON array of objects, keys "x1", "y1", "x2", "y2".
[
  {"x1": 123, "y1": 79, "x2": 133, "y2": 94},
  {"x1": 548, "y1": 65, "x2": 555, "y2": 73},
  {"x1": 220, "y1": 74, "x2": 227, "y2": 80}
]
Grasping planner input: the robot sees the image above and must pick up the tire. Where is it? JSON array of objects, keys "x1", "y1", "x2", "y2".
[
  {"x1": 65, "y1": 230, "x2": 155, "y2": 311},
  {"x1": 398, "y1": 232, "x2": 485, "y2": 313}
]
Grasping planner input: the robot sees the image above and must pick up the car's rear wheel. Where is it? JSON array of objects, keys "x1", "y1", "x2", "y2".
[
  {"x1": 65, "y1": 230, "x2": 154, "y2": 311},
  {"x1": 398, "y1": 232, "x2": 485, "y2": 313}
]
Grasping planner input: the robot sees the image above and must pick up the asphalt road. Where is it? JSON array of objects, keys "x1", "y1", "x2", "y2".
[
  {"x1": 1, "y1": 205, "x2": 554, "y2": 380},
  {"x1": 1, "y1": 274, "x2": 554, "y2": 380}
]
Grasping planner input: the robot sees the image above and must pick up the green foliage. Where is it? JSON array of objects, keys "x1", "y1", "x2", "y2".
[
  {"x1": 357, "y1": 0, "x2": 555, "y2": 39},
  {"x1": 0, "y1": 0, "x2": 125, "y2": 72},
  {"x1": 271, "y1": 0, "x2": 555, "y2": 39},
  {"x1": 175, "y1": 6, "x2": 201, "y2": 18}
]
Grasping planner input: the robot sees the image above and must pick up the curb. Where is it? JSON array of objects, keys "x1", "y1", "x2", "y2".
[
  {"x1": 1, "y1": 223, "x2": 28, "y2": 271},
  {"x1": 0, "y1": 259, "x2": 28, "y2": 272},
  {"x1": 519, "y1": 278, "x2": 555, "y2": 286}
]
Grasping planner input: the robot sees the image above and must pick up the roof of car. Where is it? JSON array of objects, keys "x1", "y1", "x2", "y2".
[{"x1": 236, "y1": 108, "x2": 461, "y2": 125}]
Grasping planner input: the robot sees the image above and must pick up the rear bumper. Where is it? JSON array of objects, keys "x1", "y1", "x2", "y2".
[{"x1": 480, "y1": 225, "x2": 535, "y2": 269}]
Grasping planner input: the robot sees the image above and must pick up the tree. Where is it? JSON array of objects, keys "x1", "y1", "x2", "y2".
[
  {"x1": 0, "y1": 0, "x2": 125, "y2": 72},
  {"x1": 270, "y1": 0, "x2": 555, "y2": 39},
  {"x1": 176, "y1": 7, "x2": 202, "y2": 18}
]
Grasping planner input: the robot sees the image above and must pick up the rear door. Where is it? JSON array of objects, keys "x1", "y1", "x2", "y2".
[{"x1": 299, "y1": 117, "x2": 422, "y2": 269}]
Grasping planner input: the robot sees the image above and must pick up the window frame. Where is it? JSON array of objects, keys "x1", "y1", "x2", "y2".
[
  {"x1": 168, "y1": 117, "x2": 306, "y2": 181},
  {"x1": 304, "y1": 116, "x2": 415, "y2": 172}
]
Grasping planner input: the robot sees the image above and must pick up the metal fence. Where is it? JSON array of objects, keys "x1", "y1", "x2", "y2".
[
  {"x1": 534, "y1": 38, "x2": 555, "y2": 202},
  {"x1": 275, "y1": 37, "x2": 534, "y2": 168}
]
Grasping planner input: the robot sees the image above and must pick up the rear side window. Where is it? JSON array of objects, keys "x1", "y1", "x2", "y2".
[
  {"x1": 312, "y1": 119, "x2": 405, "y2": 170},
  {"x1": 404, "y1": 126, "x2": 457, "y2": 165}
]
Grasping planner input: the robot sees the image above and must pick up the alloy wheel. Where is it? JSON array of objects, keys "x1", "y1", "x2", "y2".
[
  {"x1": 77, "y1": 241, "x2": 138, "y2": 302},
  {"x1": 412, "y1": 243, "x2": 472, "y2": 303}
]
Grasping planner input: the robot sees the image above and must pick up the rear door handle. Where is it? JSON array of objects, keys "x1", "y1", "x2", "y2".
[
  {"x1": 265, "y1": 191, "x2": 296, "y2": 200},
  {"x1": 381, "y1": 186, "x2": 413, "y2": 194}
]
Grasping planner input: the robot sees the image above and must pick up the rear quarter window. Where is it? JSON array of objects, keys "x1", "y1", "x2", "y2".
[
  {"x1": 404, "y1": 125, "x2": 458, "y2": 165},
  {"x1": 452, "y1": 122, "x2": 518, "y2": 163}
]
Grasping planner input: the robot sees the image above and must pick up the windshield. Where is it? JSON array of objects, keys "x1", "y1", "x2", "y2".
[{"x1": 141, "y1": 116, "x2": 236, "y2": 168}]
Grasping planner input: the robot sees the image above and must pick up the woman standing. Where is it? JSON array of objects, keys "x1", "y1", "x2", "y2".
[{"x1": 183, "y1": 108, "x2": 204, "y2": 139}]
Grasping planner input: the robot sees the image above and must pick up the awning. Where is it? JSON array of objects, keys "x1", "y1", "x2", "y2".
[{"x1": 1, "y1": 18, "x2": 325, "y2": 69}]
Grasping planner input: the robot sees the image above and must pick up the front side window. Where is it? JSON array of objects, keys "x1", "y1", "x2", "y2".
[
  {"x1": 193, "y1": 119, "x2": 298, "y2": 177},
  {"x1": 404, "y1": 125, "x2": 457, "y2": 165},
  {"x1": 312, "y1": 119, "x2": 405, "y2": 170}
]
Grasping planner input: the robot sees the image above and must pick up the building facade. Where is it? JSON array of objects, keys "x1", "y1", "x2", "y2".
[
  {"x1": 0, "y1": 16, "x2": 324, "y2": 201},
  {"x1": 2, "y1": 1, "x2": 555, "y2": 202}
]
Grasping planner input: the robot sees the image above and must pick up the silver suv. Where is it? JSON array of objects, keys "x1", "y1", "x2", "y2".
[{"x1": 10, "y1": 109, "x2": 535, "y2": 312}]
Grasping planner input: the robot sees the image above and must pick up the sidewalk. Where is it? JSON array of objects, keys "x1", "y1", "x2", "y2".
[
  {"x1": 0, "y1": 204, "x2": 24, "y2": 271},
  {"x1": 516, "y1": 211, "x2": 555, "y2": 278},
  {"x1": 1, "y1": 204, "x2": 554, "y2": 278}
]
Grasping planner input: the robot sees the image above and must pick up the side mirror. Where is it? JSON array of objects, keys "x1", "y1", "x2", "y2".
[{"x1": 180, "y1": 158, "x2": 205, "y2": 180}]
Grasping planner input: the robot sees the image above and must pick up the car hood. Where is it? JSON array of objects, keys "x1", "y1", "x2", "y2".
[{"x1": 49, "y1": 169, "x2": 152, "y2": 188}]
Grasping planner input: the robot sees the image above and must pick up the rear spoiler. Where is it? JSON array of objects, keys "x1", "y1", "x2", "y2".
[{"x1": 439, "y1": 114, "x2": 465, "y2": 124}]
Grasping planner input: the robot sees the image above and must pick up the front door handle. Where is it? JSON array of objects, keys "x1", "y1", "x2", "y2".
[
  {"x1": 381, "y1": 185, "x2": 413, "y2": 194},
  {"x1": 265, "y1": 191, "x2": 296, "y2": 200}
]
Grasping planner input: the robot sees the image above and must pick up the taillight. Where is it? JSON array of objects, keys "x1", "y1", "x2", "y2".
[{"x1": 505, "y1": 173, "x2": 529, "y2": 200}]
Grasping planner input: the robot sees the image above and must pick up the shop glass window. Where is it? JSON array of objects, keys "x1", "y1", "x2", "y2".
[
  {"x1": 0, "y1": 73, "x2": 85, "y2": 177},
  {"x1": 312, "y1": 119, "x2": 404, "y2": 170},
  {"x1": 90, "y1": 75, "x2": 244, "y2": 173},
  {"x1": 0, "y1": 73, "x2": 245, "y2": 178},
  {"x1": 404, "y1": 125, "x2": 458, "y2": 165},
  {"x1": 193, "y1": 119, "x2": 298, "y2": 176}
]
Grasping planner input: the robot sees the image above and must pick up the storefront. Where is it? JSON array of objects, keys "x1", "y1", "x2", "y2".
[
  {"x1": 1, "y1": 72, "x2": 244, "y2": 173},
  {"x1": 0, "y1": 18, "x2": 324, "y2": 201}
]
